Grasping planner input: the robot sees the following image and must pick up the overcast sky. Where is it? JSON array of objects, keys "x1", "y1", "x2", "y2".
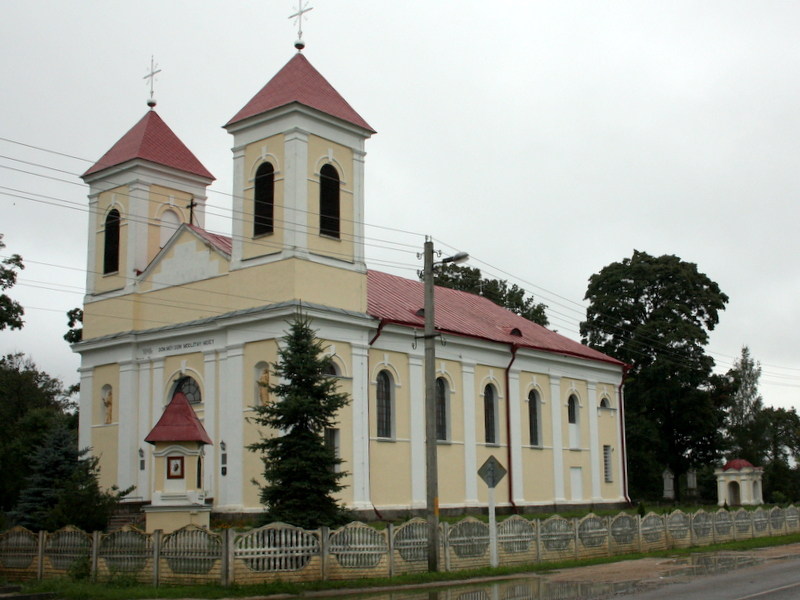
[{"x1": 1, "y1": 1, "x2": 799, "y2": 412}]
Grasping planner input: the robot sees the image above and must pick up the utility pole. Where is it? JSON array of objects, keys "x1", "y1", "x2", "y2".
[
  {"x1": 423, "y1": 238, "x2": 439, "y2": 572},
  {"x1": 422, "y1": 238, "x2": 469, "y2": 572}
]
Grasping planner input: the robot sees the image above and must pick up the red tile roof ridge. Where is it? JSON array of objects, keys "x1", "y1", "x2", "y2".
[
  {"x1": 226, "y1": 53, "x2": 375, "y2": 133},
  {"x1": 83, "y1": 110, "x2": 215, "y2": 180},
  {"x1": 366, "y1": 270, "x2": 624, "y2": 367},
  {"x1": 144, "y1": 391, "x2": 213, "y2": 445},
  {"x1": 187, "y1": 224, "x2": 232, "y2": 256}
]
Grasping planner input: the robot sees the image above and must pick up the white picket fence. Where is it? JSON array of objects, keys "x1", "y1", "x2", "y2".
[{"x1": 0, "y1": 506, "x2": 797, "y2": 586}]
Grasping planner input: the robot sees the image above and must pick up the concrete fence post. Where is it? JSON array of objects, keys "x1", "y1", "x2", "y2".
[
  {"x1": 227, "y1": 529, "x2": 236, "y2": 586},
  {"x1": 152, "y1": 529, "x2": 161, "y2": 587},
  {"x1": 573, "y1": 518, "x2": 579, "y2": 561},
  {"x1": 91, "y1": 530, "x2": 100, "y2": 581},
  {"x1": 320, "y1": 527, "x2": 329, "y2": 581},
  {"x1": 442, "y1": 521, "x2": 450, "y2": 572},
  {"x1": 387, "y1": 523, "x2": 395, "y2": 578},
  {"x1": 36, "y1": 531, "x2": 45, "y2": 581}
]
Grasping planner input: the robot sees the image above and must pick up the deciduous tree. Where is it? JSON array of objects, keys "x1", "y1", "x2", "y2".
[
  {"x1": 580, "y1": 250, "x2": 729, "y2": 500},
  {"x1": 0, "y1": 234, "x2": 24, "y2": 331},
  {"x1": 248, "y1": 316, "x2": 351, "y2": 528},
  {"x1": 432, "y1": 264, "x2": 549, "y2": 326}
]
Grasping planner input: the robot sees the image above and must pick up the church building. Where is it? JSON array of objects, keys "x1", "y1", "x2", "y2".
[{"x1": 75, "y1": 44, "x2": 628, "y2": 520}]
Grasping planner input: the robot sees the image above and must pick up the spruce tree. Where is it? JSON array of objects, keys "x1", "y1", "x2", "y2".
[
  {"x1": 248, "y1": 315, "x2": 351, "y2": 529},
  {"x1": 10, "y1": 419, "x2": 130, "y2": 532}
]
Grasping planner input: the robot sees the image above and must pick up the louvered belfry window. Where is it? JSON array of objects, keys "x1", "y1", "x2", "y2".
[
  {"x1": 254, "y1": 162, "x2": 274, "y2": 236},
  {"x1": 103, "y1": 209, "x2": 121, "y2": 274}
]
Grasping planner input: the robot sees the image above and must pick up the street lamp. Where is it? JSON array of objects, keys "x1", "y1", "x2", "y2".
[{"x1": 423, "y1": 238, "x2": 469, "y2": 572}]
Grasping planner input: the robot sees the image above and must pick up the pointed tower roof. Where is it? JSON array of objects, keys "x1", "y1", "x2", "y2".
[
  {"x1": 144, "y1": 391, "x2": 213, "y2": 445},
  {"x1": 83, "y1": 110, "x2": 215, "y2": 180},
  {"x1": 226, "y1": 53, "x2": 375, "y2": 133}
]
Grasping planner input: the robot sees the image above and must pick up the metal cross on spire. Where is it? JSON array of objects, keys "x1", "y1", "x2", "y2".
[
  {"x1": 289, "y1": 1, "x2": 313, "y2": 51},
  {"x1": 144, "y1": 55, "x2": 161, "y2": 109}
]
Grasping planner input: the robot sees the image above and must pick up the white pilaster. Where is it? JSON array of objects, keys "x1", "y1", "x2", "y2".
[
  {"x1": 507, "y1": 366, "x2": 525, "y2": 505},
  {"x1": 284, "y1": 129, "x2": 309, "y2": 257},
  {"x1": 151, "y1": 358, "x2": 165, "y2": 426},
  {"x1": 117, "y1": 360, "x2": 139, "y2": 493},
  {"x1": 587, "y1": 381, "x2": 601, "y2": 501},
  {"x1": 615, "y1": 384, "x2": 626, "y2": 500},
  {"x1": 550, "y1": 376, "x2": 566, "y2": 502},
  {"x1": 352, "y1": 149, "x2": 366, "y2": 270},
  {"x1": 85, "y1": 194, "x2": 99, "y2": 295},
  {"x1": 229, "y1": 147, "x2": 246, "y2": 268},
  {"x1": 202, "y1": 350, "x2": 218, "y2": 496},
  {"x1": 219, "y1": 344, "x2": 244, "y2": 510},
  {"x1": 127, "y1": 182, "x2": 151, "y2": 278},
  {"x1": 462, "y1": 362, "x2": 478, "y2": 505},
  {"x1": 409, "y1": 355, "x2": 426, "y2": 508},
  {"x1": 350, "y1": 342, "x2": 371, "y2": 509},
  {"x1": 137, "y1": 361, "x2": 152, "y2": 500},
  {"x1": 78, "y1": 367, "x2": 94, "y2": 452}
]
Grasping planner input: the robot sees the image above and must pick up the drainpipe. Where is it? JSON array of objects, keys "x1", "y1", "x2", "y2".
[
  {"x1": 367, "y1": 319, "x2": 386, "y2": 520},
  {"x1": 618, "y1": 365, "x2": 632, "y2": 506},
  {"x1": 505, "y1": 344, "x2": 520, "y2": 514}
]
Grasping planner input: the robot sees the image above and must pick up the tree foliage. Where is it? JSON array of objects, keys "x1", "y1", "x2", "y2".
[
  {"x1": 0, "y1": 234, "x2": 25, "y2": 331},
  {"x1": 431, "y1": 264, "x2": 549, "y2": 326},
  {"x1": 580, "y1": 250, "x2": 729, "y2": 500},
  {"x1": 0, "y1": 353, "x2": 75, "y2": 513},
  {"x1": 64, "y1": 307, "x2": 83, "y2": 344},
  {"x1": 248, "y1": 316, "x2": 351, "y2": 529},
  {"x1": 9, "y1": 420, "x2": 129, "y2": 532}
]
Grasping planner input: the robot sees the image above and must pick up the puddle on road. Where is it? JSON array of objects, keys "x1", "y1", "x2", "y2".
[
  {"x1": 331, "y1": 552, "x2": 777, "y2": 600},
  {"x1": 665, "y1": 553, "x2": 765, "y2": 578},
  {"x1": 339, "y1": 579, "x2": 641, "y2": 600}
]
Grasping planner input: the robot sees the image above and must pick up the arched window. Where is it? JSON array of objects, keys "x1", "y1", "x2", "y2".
[
  {"x1": 528, "y1": 390, "x2": 540, "y2": 446},
  {"x1": 600, "y1": 397, "x2": 611, "y2": 409},
  {"x1": 177, "y1": 376, "x2": 202, "y2": 404},
  {"x1": 376, "y1": 370, "x2": 393, "y2": 439},
  {"x1": 160, "y1": 208, "x2": 180, "y2": 247},
  {"x1": 568, "y1": 394, "x2": 580, "y2": 448},
  {"x1": 484, "y1": 384, "x2": 497, "y2": 445},
  {"x1": 436, "y1": 377, "x2": 448, "y2": 441},
  {"x1": 254, "y1": 162, "x2": 274, "y2": 237},
  {"x1": 103, "y1": 209, "x2": 120, "y2": 274},
  {"x1": 319, "y1": 164, "x2": 340, "y2": 238}
]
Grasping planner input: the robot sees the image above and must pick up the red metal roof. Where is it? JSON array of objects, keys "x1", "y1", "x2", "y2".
[
  {"x1": 226, "y1": 53, "x2": 375, "y2": 133},
  {"x1": 83, "y1": 110, "x2": 215, "y2": 180},
  {"x1": 188, "y1": 224, "x2": 232, "y2": 256},
  {"x1": 367, "y1": 270, "x2": 625, "y2": 367},
  {"x1": 144, "y1": 391, "x2": 213, "y2": 445},
  {"x1": 723, "y1": 458, "x2": 757, "y2": 471}
]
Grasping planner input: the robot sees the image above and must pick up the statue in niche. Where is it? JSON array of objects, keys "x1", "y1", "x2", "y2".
[
  {"x1": 258, "y1": 368, "x2": 270, "y2": 406},
  {"x1": 102, "y1": 389, "x2": 113, "y2": 424}
]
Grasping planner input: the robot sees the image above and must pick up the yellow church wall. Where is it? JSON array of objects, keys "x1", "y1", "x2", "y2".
[
  {"x1": 474, "y1": 364, "x2": 507, "y2": 447},
  {"x1": 242, "y1": 134, "x2": 286, "y2": 261},
  {"x1": 518, "y1": 372, "x2": 555, "y2": 502},
  {"x1": 564, "y1": 450, "x2": 592, "y2": 501},
  {"x1": 306, "y1": 135, "x2": 355, "y2": 263},
  {"x1": 146, "y1": 185, "x2": 192, "y2": 264},
  {"x1": 521, "y1": 448, "x2": 556, "y2": 501},
  {"x1": 91, "y1": 363, "x2": 120, "y2": 491},
  {"x1": 322, "y1": 340, "x2": 354, "y2": 505},
  {"x1": 560, "y1": 379, "x2": 589, "y2": 445},
  {"x1": 292, "y1": 260, "x2": 367, "y2": 313},
  {"x1": 369, "y1": 349, "x2": 412, "y2": 507},
  {"x1": 82, "y1": 296, "x2": 136, "y2": 339},
  {"x1": 437, "y1": 443, "x2": 466, "y2": 506}
]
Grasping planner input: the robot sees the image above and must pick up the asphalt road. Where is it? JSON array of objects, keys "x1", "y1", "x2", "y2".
[{"x1": 616, "y1": 557, "x2": 800, "y2": 600}]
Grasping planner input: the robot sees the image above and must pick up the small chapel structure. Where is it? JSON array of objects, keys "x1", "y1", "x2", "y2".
[
  {"x1": 716, "y1": 459, "x2": 764, "y2": 507},
  {"x1": 74, "y1": 35, "x2": 628, "y2": 522}
]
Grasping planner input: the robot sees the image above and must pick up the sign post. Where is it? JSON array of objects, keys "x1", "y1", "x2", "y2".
[{"x1": 478, "y1": 455, "x2": 507, "y2": 568}]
